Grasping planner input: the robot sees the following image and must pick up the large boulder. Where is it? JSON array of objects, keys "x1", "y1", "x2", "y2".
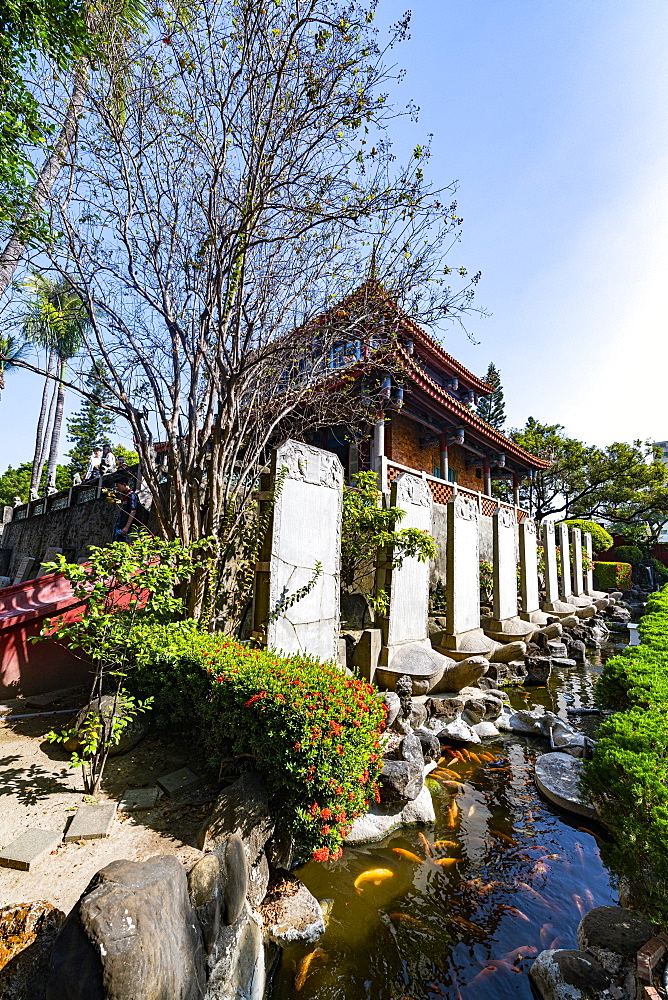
[
  {"x1": 259, "y1": 870, "x2": 325, "y2": 946},
  {"x1": 529, "y1": 949, "x2": 614, "y2": 1000},
  {"x1": 378, "y1": 733, "x2": 424, "y2": 803},
  {"x1": 70, "y1": 695, "x2": 149, "y2": 757},
  {"x1": 345, "y1": 782, "x2": 435, "y2": 844},
  {"x1": 524, "y1": 656, "x2": 552, "y2": 686},
  {"x1": 199, "y1": 773, "x2": 274, "y2": 909},
  {"x1": 577, "y1": 906, "x2": 656, "y2": 974},
  {"x1": 46, "y1": 856, "x2": 205, "y2": 1000},
  {"x1": 203, "y1": 903, "x2": 265, "y2": 1000},
  {"x1": 0, "y1": 901, "x2": 65, "y2": 1000}
]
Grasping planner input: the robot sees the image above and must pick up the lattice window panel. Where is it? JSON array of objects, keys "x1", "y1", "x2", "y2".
[
  {"x1": 481, "y1": 496, "x2": 497, "y2": 517},
  {"x1": 427, "y1": 480, "x2": 454, "y2": 505}
]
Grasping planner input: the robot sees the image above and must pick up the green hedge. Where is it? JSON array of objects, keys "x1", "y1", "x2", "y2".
[
  {"x1": 593, "y1": 561, "x2": 633, "y2": 591},
  {"x1": 125, "y1": 622, "x2": 386, "y2": 861},
  {"x1": 609, "y1": 545, "x2": 643, "y2": 566},
  {"x1": 558, "y1": 519, "x2": 613, "y2": 554},
  {"x1": 584, "y1": 583, "x2": 668, "y2": 921}
]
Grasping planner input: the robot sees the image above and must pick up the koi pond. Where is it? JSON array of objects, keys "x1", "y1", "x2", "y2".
[{"x1": 271, "y1": 647, "x2": 624, "y2": 1000}]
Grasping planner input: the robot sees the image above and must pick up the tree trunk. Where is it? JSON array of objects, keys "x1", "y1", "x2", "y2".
[
  {"x1": 45, "y1": 359, "x2": 67, "y2": 489},
  {"x1": 0, "y1": 67, "x2": 87, "y2": 300},
  {"x1": 30, "y1": 349, "x2": 56, "y2": 495}
]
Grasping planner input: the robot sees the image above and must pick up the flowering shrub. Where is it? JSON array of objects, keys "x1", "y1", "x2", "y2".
[
  {"x1": 593, "y1": 561, "x2": 632, "y2": 591},
  {"x1": 125, "y1": 622, "x2": 385, "y2": 860}
]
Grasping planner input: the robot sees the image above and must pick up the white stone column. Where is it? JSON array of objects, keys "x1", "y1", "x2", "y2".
[
  {"x1": 558, "y1": 522, "x2": 572, "y2": 601},
  {"x1": 572, "y1": 527, "x2": 584, "y2": 597},
  {"x1": 519, "y1": 519, "x2": 540, "y2": 619},
  {"x1": 542, "y1": 522, "x2": 559, "y2": 606},
  {"x1": 261, "y1": 440, "x2": 343, "y2": 662},
  {"x1": 492, "y1": 507, "x2": 518, "y2": 622},
  {"x1": 435, "y1": 493, "x2": 495, "y2": 658},
  {"x1": 372, "y1": 416, "x2": 385, "y2": 474},
  {"x1": 385, "y1": 474, "x2": 432, "y2": 651},
  {"x1": 446, "y1": 493, "x2": 481, "y2": 637},
  {"x1": 584, "y1": 532, "x2": 594, "y2": 595}
]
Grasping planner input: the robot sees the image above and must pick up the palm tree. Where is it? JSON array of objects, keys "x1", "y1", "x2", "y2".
[
  {"x1": 0, "y1": 333, "x2": 30, "y2": 399},
  {"x1": 21, "y1": 274, "x2": 92, "y2": 492}
]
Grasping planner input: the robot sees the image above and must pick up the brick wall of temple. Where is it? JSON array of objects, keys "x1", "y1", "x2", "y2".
[{"x1": 386, "y1": 414, "x2": 483, "y2": 492}]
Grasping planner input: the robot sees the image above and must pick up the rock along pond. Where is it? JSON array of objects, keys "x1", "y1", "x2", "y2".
[{"x1": 271, "y1": 649, "x2": 621, "y2": 1000}]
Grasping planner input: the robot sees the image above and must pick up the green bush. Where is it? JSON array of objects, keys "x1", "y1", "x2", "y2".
[
  {"x1": 593, "y1": 561, "x2": 633, "y2": 591},
  {"x1": 609, "y1": 545, "x2": 643, "y2": 566},
  {"x1": 126, "y1": 622, "x2": 386, "y2": 861},
  {"x1": 584, "y1": 582, "x2": 668, "y2": 921},
  {"x1": 558, "y1": 519, "x2": 613, "y2": 555},
  {"x1": 651, "y1": 557, "x2": 668, "y2": 582}
]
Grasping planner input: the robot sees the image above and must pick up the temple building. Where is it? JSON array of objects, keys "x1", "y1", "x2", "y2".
[{"x1": 307, "y1": 282, "x2": 549, "y2": 510}]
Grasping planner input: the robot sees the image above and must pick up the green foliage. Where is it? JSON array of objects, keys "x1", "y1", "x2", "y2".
[
  {"x1": 0, "y1": 333, "x2": 29, "y2": 394},
  {"x1": 21, "y1": 272, "x2": 90, "y2": 358},
  {"x1": 65, "y1": 363, "x2": 116, "y2": 476},
  {"x1": 650, "y1": 557, "x2": 668, "y2": 582},
  {"x1": 0, "y1": 460, "x2": 69, "y2": 503},
  {"x1": 0, "y1": 0, "x2": 90, "y2": 234},
  {"x1": 583, "y1": 582, "x2": 668, "y2": 922},
  {"x1": 476, "y1": 362, "x2": 505, "y2": 431},
  {"x1": 113, "y1": 443, "x2": 139, "y2": 467},
  {"x1": 593, "y1": 561, "x2": 632, "y2": 591},
  {"x1": 125, "y1": 621, "x2": 386, "y2": 860},
  {"x1": 341, "y1": 471, "x2": 438, "y2": 614},
  {"x1": 557, "y1": 519, "x2": 613, "y2": 555},
  {"x1": 47, "y1": 690, "x2": 152, "y2": 771},
  {"x1": 609, "y1": 545, "x2": 643, "y2": 566},
  {"x1": 509, "y1": 418, "x2": 668, "y2": 528},
  {"x1": 479, "y1": 559, "x2": 493, "y2": 601},
  {"x1": 38, "y1": 534, "x2": 212, "y2": 794}
]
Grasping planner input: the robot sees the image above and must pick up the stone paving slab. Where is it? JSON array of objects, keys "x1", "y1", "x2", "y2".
[
  {"x1": 157, "y1": 768, "x2": 201, "y2": 797},
  {"x1": 24, "y1": 687, "x2": 82, "y2": 708},
  {"x1": 119, "y1": 787, "x2": 161, "y2": 811},
  {"x1": 534, "y1": 751, "x2": 598, "y2": 820},
  {"x1": 63, "y1": 803, "x2": 117, "y2": 843},
  {"x1": 0, "y1": 829, "x2": 62, "y2": 870}
]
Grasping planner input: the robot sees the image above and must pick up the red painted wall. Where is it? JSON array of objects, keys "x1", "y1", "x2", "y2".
[{"x1": 0, "y1": 573, "x2": 92, "y2": 697}]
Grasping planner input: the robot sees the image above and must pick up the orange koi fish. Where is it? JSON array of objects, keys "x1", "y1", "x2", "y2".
[
  {"x1": 433, "y1": 839, "x2": 458, "y2": 850},
  {"x1": 294, "y1": 948, "x2": 328, "y2": 990},
  {"x1": 466, "y1": 966, "x2": 497, "y2": 986},
  {"x1": 353, "y1": 868, "x2": 393, "y2": 891},
  {"x1": 516, "y1": 881, "x2": 559, "y2": 911},
  {"x1": 441, "y1": 780, "x2": 465, "y2": 793},
  {"x1": 498, "y1": 904, "x2": 530, "y2": 921},
  {"x1": 577, "y1": 826, "x2": 603, "y2": 844},
  {"x1": 389, "y1": 913, "x2": 427, "y2": 929},
  {"x1": 485, "y1": 959, "x2": 522, "y2": 973},
  {"x1": 435, "y1": 767, "x2": 461, "y2": 780},
  {"x1": 433, "y1": 857, "x2": 459, "y2": 867},
  {"x1": 392, "y1": 848, "x2": 423, "y2": 864},
  {"x1": 572, "y1": 893, "x2": 587, "y2": 917},
  {"x1": 418, "y1": 832, "x2": 433, "y2": 857},
  {"x1": 489, "y1": 829, "x2": 518, "y2": 847},
  {"x1": 450, "y1": 914, "x2": 487, "y2": 936},
  {"x1": 583, "y1": 888, "x2": 595, "y2": 908},
  {"x1": 503, "y1": 945, "x2": 538, "y2": 963},
  {"x1": 540, "y1": 922, "x2": 555, "y2": 948},
  {"x1": 549, "y1": 936, "x2": 565, "y2": 949}
]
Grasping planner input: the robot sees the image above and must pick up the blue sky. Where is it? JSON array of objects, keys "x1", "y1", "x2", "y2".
[{"x1": 1, "y1": 0, "x2": 667, "y2": 469}]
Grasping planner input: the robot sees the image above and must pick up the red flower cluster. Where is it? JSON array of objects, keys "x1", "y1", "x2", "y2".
[{"x1": 313, "y1": 847, "x2": 330, "y2": 862}]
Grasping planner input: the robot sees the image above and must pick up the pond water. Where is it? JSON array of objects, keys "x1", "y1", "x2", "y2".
[{"x1": 271, "y1": 638, "x2": 630, "y2": 1000}]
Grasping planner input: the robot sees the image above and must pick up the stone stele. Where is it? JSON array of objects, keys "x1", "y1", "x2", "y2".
[
  {"x1": 436, "y1": 492, "x2": 494, "y2": 660},
  {"x1": 265, "y1": 440, "x2": 343, "y2": 663},
  {"x1": 483, "y1": 507, "x2": 533, "y2": 642}
]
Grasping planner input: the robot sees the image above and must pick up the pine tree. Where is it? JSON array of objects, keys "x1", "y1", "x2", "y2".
[
  {"x1": 476, "y1": 362, "x2": 506, "y2": 431},
  {"x1": 65, "y1": 364, "x2": 116, "y2": 476}
]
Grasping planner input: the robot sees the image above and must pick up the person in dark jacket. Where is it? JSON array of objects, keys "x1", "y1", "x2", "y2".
[{"x1": 112, "y1": 477, "x2": 138, "y2": 543}]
